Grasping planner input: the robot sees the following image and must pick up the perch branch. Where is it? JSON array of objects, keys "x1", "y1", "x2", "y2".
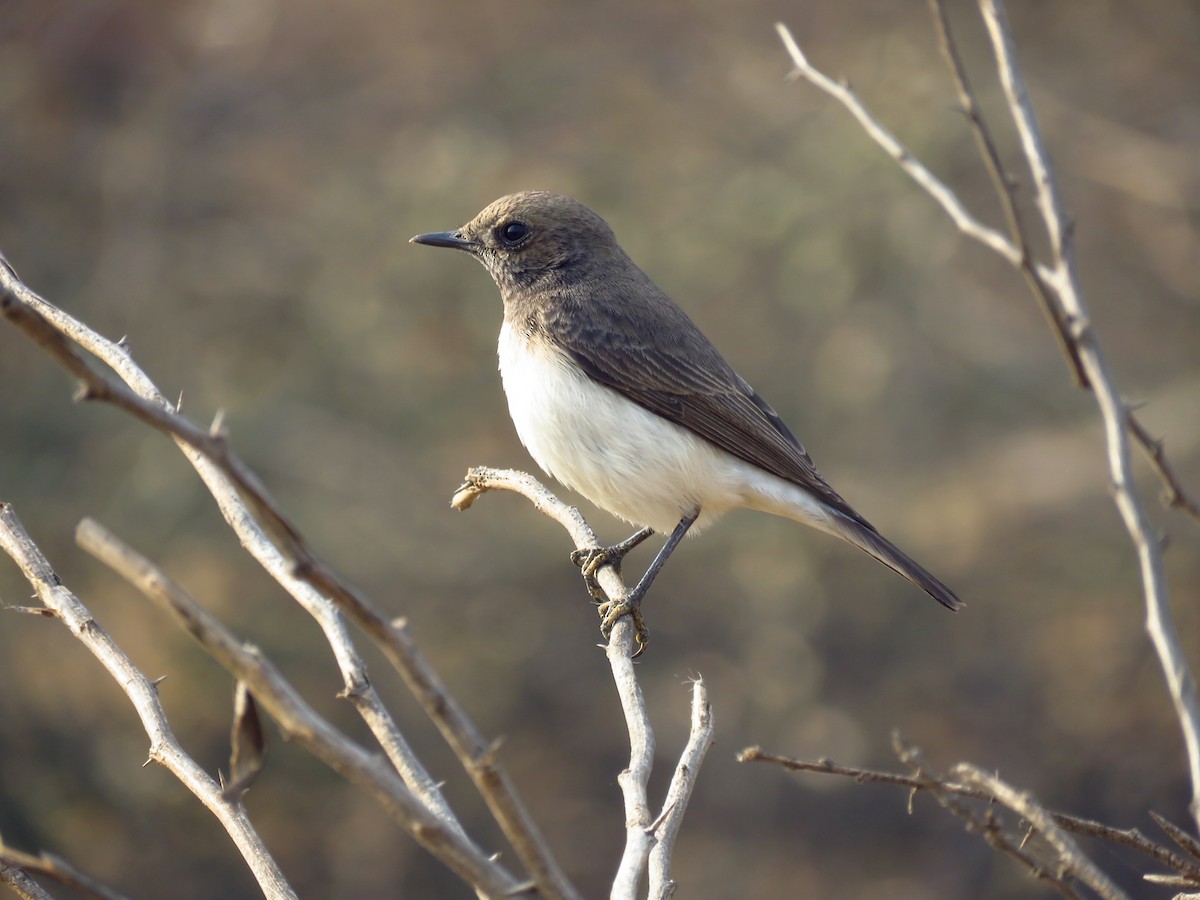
[{"x1": 453, "y1": 468, "x2": 716, "y2": 899}]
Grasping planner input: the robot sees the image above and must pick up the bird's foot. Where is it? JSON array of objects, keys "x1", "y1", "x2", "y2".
[
  {"x1": 597, "y1": 597, "x2": 649, "y2": 657},
  {"x1": 570, "y1": 546, "x2": 617, "y2": 603},
  {"x1": 569, "y1": 527, "x2": 655, "y2": 603}
]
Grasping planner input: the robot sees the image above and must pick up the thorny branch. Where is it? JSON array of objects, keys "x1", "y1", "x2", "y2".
[
  {"x1": 0, "y1": 503, "x2": 298, "y2": 900},
  {"x1": 740, "y1": 745, "x2": 1200, "y2": 894},
  {"x1": 0, "y1": 260, "x2": 572, "y2": 900},
  {"x1": 73, "y1": 518, "x2": 522, "y2": 898},
  {"x1": 777, "y1": 0, "x2": 1200, "y2": 834}
]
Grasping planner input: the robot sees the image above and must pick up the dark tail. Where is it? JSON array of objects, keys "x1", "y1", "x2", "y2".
[{"x1": 829, "y1": 512, "x2": 963, "y2": 611}]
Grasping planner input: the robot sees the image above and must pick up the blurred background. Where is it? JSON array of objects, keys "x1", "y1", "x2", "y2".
[{"x1": 2, "y1": 1, "x2": 1199, "y2": 897}]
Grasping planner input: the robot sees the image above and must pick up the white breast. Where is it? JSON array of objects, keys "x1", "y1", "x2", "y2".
[{"x1": 496, "y1": 321, "x2": 833, "y2": 536}]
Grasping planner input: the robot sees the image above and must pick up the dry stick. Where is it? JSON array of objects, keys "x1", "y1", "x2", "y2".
[
  {"x1": 0, "y1": 842, "x2": 131, "y2": 900},
  {"x1": 773, "y1": 23, "x2": 1034, "y2": 271},
  {"x1": 647, "y1": 679, "x2": 716, "y2": 900},
  {"x1": 0, "y1": 504, "x2": 298, "y2": 900},
  {"x1": 738, "y1": 747, "x2": 1200, "y2": 888},
  {"x1": 927, "y1": 0, "x2": 1086, "y2": 388},
  {"x1": 977, "y1": 0, "x2": 1200, "y2": 832},
  {"x1": 891, "y1": 740, "x2": 1101, "y2": 900},
  {"x1": 452, "y1": 467, "x2": 715, "y2": 900},
  {"x1": 774, "y1": 20, "x2": 1200, "y2": 529},
  {"x1": 0, "y1": 864, "x2": 53, "y2": 900},
  {"x1": 776, "y1": 8, "x2": 1200, "y2": 833},
  {"x1": 929, "y1": 0, "x2": 1200, "y2": 526},
  {"x1": 0, "y1": 271, "x2": 576, "y2": 900},
  {"x1": 0, "y1": 260, "x2": 460, "y2": 839},
  {"x1": 953, "y1": 764, "x2": 1129, "y2": 900},
  {"x1": 74, "y1": 518, "x2": 521, "y2": 898},
  {"x1": 452, "y1": 467, "x2": 657, "y2": 898}
]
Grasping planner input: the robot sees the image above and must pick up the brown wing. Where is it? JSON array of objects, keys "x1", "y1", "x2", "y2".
[{"x1": 539, "y1": 281, "x2": 872, "y2": 528}]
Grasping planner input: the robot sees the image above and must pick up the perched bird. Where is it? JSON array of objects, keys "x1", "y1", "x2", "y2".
[{"x1": 411, "y1": 191, "x2": 961, "y2": 637}]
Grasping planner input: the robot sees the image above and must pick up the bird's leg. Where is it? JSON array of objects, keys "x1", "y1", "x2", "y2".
[
  {"x1": 570, "y1": 526, "x2": 655, "y2": 602},
  {"x1": 599, "y1": 508, "x2": 700, "y2": 653}
]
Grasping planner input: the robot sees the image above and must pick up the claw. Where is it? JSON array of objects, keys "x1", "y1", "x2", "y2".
[
  {"x1": 598, "y1": 598, "x2": 649, "y2": 657},
  {"x1": 570, "y1": 547, "x2": 612, "y2": 603}
]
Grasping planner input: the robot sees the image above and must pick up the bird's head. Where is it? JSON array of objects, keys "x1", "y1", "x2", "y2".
[{"x1": 411, "y1": 191, "x2": 623, "y2": 294}]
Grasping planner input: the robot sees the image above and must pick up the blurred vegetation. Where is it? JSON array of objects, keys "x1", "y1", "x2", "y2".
[{"x1": 1, "y1": 1, "x2": 1199, "y2": 897}]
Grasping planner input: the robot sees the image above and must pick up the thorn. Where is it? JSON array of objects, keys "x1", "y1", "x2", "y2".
[{"x1": 210, "y1": 409, "x2": 226, "y2": 437}]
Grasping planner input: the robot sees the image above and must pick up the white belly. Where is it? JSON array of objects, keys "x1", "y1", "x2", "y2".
[{"x1": 497, "y1": 322, "x2": 833, "y2": 535}]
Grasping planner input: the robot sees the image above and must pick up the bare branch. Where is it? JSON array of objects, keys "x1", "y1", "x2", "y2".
[
  {"x1": 740, "y1": 745, "x2": 1200, "y2": 890},
  {"x1": 74, "y1": 517, "x2": 521, "y2": 898},
  {"x1": 452, "y1": 468, "x2": 662, "y2": 896},
  {"x1": 774, "y1": 22, "x2": 1032, "y2": 271},
  {"x1": 927, "y1": 0, "x2": 1088, "y2": 386},
  {"x1": 453, "y1": 468, "x2": 716, "y2": 899},
  {"x1": 952, "y1": 763, "x2": 1129, "y2": 900},
  {"x1": 1126, "y1": 415, "x2": 1200, "y2": 521},
  {"x1": 894, "y1": 740, "x2": 1120, "y2": 899},
  {"x1": 608, "y1": 618, "x2": 656, "y2": 899},
  {"x1": 0, "y1": 504, "x2": 297, "y2": 900},
  {"x1": 0, "y1": 257, "x2": 454, "y2": 831},
  {"x1": 0, "y1": 840, "x2": 130, "y2": 900},
  {"x1": 776, "y1": 4, "x2": 1200, "y2": 832},
  {"x1": 648, "y1": 679, "x2": 716, "y2": 899},
  {"x1": 976, "y1": 0, "x2": 1200, "y2": 831},
  {"x1": 0, "y1": 267, "x2": 577, "y2": 900},
  {"x1": 0, "y1": 863, "x2": 54, "y2": 900}
]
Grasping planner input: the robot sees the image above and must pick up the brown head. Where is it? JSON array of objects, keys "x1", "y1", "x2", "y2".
[{"x1": 410, "y1": 191, "x2": 628, "y2": 297}]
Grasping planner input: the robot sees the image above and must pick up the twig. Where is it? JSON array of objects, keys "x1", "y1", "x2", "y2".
[
  {"x1": 952, "y1": 763, "x2": 1129, "y2": 900},
  {"x1": 776, "y1": 5, "x2": 1200, "y2": 832},
  {"x1": 74, "y1": 517, "x2": 521, "y2": 898},
  {"x1": 0, "y1": 841, "x2": 131, "y2": 900},
  {"x1": 977, "y1": 0, "x2": 1200, "y2": 832},
  {"x1": 0, "y1": 268, "x2": 577, "y2": 900},
  {"x1": 453, "y1": 468, "x2": 660, "y2": 897},
  {"x1": 647, "y1": 679, "x2": 715, "y2": 899},
  {"x1": 892, "y1": 740, "x2": 1096, "y2": 899},
  {"x1": 0, "y1": 503, "x2": 297, "y2": 900},
  {"x1": 453, "y1": 468, "x2": 716, "y2": 900},
  {"x1": 0, "y1": 257, "x2": 455, "y2": 831},
  {"x1": 739, "y1": 745, "x2": 1200, "y2": 889},
  {"x1": 0, "y1": 863, "x2": 54, "y2": 900},
  {"x1": 607, "y1": 615, "x2": 656, "y2": 900},
  {"x1": 927, "y1": 0, "x2": 1087, "y2": 387},
  {"x1": 773, "y1": 22, "x2": 1037, "y2": 273},
  {"x1": 929, "y1": 1, "x2": 1200, "y2": 525},
  {"x1": 1127, "y1": 413, "x2": 1200, "y2": 521}
]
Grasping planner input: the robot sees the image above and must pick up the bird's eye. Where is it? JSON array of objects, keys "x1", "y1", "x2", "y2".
[{"x1": 498, "y1": 221, "x2": 529, "y2": 246}]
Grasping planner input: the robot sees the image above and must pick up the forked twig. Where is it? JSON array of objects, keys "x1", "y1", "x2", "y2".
[
  {"x1": 453, "y1": 467, "x2": 716, "y2": 898},
  {"x1": 0, "y1": 504, "x2": 297, "y2": 900},
  {"x1": 776, "y1": 2, "x2": 1200, "y2": 831}
]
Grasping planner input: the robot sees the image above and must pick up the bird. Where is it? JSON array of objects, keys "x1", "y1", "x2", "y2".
[{"x1": 411, "y1": 191, "x2": 961, "y2": 642}]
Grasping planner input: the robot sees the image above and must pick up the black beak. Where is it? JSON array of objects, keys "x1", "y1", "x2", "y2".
[{"x1": 409, "y1": 230, "x2": 478, "y2": 251}]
